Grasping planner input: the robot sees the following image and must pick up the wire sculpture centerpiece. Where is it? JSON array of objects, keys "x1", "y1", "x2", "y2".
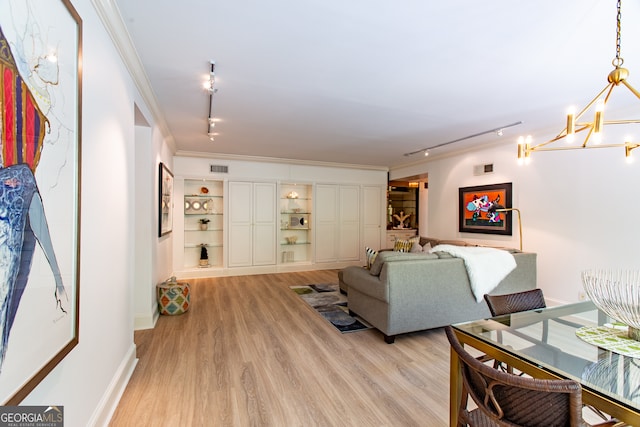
[{"x1": 582, "y1": 270, "x2": 640, "y2": 340}]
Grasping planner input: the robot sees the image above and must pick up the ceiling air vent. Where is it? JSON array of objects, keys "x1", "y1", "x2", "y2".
[
  {"x1": 210, "y1": 164, "x2": 228, "y2": 173},
  {"x1": 473, "y1": 163, "x2": 494, "y2": 176}
]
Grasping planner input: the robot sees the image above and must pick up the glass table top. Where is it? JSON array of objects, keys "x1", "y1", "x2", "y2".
[{"x1": 453, "y1": 300, "x2": 640, "y2": 414}]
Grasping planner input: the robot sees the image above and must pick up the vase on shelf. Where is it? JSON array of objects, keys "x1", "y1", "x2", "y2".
[
  {"x1": 199, "y1": 244, "x2": 209, "y2": 267},
  {"x1": 199, "y1": 223, "x2": 208, "y2": 231}
]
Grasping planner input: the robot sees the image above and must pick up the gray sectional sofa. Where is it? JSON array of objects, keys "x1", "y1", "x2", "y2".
[{"x1": 341, "y1": 243, "x2": 537, "y2": 343}]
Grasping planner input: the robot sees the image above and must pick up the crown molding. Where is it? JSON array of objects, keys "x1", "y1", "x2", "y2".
[
  {"x1": 175, "y1": 150, "x2": 389, "y2": 172},
  {"x1": 91, "y1": 0, "x2": 176, "y2": 152}
]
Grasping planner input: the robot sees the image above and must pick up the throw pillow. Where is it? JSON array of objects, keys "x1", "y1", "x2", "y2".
[
  {"x1": 394, "y1": 235, "x2": 419, "y2": 252},
  {"x1": 365, "y1": 247, "x2": 378, "y2": 269},
  {"x1": 393, "y1": 239, "x2": 412, "y2": 252},
  {"x1": 410, "y1": 241, "x2": 431, "y2": 253}
]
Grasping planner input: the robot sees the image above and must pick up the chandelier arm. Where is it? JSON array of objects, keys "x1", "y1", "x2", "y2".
[
  {"x1": 603, "y1": 82, "x2": 616, "y2": 104},
  {"x1": 574, "y1": 83, "x2": 615, "y2": 121},
  {"x1": 530, "y1": 134, "x2": 566, "y2": 150},
  {"x1": 578, "y1": 84, "x2": 617, "y2": 147},
  {"x1": 570, "y1": 124, "x2": 594, "y2": 149},
  {"x1": 529, "y1": 123, "x2": 592, "y2": 151},
  {"x1": 581, "y1": 127, "x2": 595, "y2": 148},
  {"x1": 546, "y1": 83, "x2": 618, "y2": 148},
  {"x1": 601, "y1": 119, "x2": 640, "y2": 125},
  {"x1": 533, "y1": 143, "x2": 631, "y2": 152},
  {"x1": 621, "y1": 80, "x2": 640, "y2": 100}
]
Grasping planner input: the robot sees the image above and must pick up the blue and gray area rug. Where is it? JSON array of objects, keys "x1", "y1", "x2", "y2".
[{"x1": 290, "y1": 283, "x2": 371, "y2": 333}]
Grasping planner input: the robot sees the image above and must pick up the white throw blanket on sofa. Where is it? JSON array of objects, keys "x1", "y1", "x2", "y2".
[{"x1": 430, "y1": 244, "x2": 516, "y2": 302}]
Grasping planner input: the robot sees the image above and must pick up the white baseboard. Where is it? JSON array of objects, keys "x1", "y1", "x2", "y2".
[
  {"x1": 174, "y1": 260, "x2": 362, "y2": 280},
  {"x1": 134, "y1": 307, "x2": 159, "y2": 331},
  {"x1": 87, "y1": 343, "x2": 138, "y2": 427}
]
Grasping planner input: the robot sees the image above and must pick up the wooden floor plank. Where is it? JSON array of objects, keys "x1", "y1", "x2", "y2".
[{"x1": 109, "y1": 270, "x2": 451, "y2": 426}]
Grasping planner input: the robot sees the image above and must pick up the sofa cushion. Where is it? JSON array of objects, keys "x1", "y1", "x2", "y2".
[
  {"x1": 438, "y1": 239, "x2": 469, "y2": 246},
  {"x1": 419, "y1": 236, "x2": 441, "y2": 248},
  {"x1": 369, "y1": 250, "x2": 439, "y2": 276}
]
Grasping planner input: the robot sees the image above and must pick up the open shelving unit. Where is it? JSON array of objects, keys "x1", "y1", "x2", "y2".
[
  {"x1": 388, "y1": 186, "x2": 418, "y2": 229},
  {"x1": 279, "y1": 183, "x2": 312, "y2": 264},
  {"x1": 183, "y1": 179, "x2": 223, "y2": 268}
]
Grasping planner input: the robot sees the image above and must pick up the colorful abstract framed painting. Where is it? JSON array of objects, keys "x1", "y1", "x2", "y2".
[
  {"x1": 0, "y1": 0, "x2": 82, "y2": 404},
  {"x1": 159, "y1": 162, "x2": 174, "y2": 237},
  {"x1": 459, "y1": 182, "x2": 512, "y2": 235}
]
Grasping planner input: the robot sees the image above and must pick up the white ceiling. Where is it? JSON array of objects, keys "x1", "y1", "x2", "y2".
[{"x1": 112, "y1": 0, "x2": 640, "y2": 169}]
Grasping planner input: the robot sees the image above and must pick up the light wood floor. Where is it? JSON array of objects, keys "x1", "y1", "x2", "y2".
[{"x1": 109, "y1": 270, "x2": 451, "y2": 426}]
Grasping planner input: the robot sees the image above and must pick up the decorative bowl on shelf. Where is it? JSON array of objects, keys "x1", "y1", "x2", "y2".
[
  {"x1": 582, "y1": 270, "x2": 640, "y2": 340},
  {"x1": 291, "y1": 208, "x2": 301, "y2": 213},
  {"x1": 285, "y1": 236, "x2": 298, "y2": 244}
]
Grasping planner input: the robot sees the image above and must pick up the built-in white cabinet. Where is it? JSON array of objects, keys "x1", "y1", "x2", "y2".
[
  {"x1": 228, "y1": 181, "x2": 277, "y2": 267},
  {"x1": 172, "y1": 156, "x2": 389, "y2": 278},
  {"x1": 315, "y1": 184, "x2": 360, "y2": 263},
  {"x1": 279, "y1": 183, "x2": 312, "y2": 264},
  {"x1": 339, "y1": 185, "x2": 360, "y2": 261},
  {"x1": 315, "y1": 184, "x2": 338, "y2": 263},
  {"x1": 183, "y1": 179, "x2": 224, "y2": 269}
]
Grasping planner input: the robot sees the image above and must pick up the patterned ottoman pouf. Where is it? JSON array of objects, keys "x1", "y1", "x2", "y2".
[{"x1": 157, "y1": 278, "x2": 190, "y2": 315}]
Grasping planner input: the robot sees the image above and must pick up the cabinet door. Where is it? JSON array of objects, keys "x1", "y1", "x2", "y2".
[
  {"x1": 315, "y1": 184, "x2": 338, "y2": 262},
  {"x1": 252, "y1": 182, "x2": 276, "y2": 265},
  {"x1": 339, "y1": 185, "x2": 360, "y2": 261},
  {"x1": 228, "y1": 182, "x2": 253, "y2": 267},
  {"x1": 362, "y1": 185, "x2": 384, "y2": 252}
]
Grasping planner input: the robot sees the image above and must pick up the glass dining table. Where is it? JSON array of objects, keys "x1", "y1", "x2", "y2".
[{"x1": 450, "y1": 301, "x2": 640, "y2": 426}]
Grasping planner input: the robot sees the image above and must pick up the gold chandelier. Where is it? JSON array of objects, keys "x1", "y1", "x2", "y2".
[{"x1": 518, "y1": 0, "x2": 640, "y2": 162}]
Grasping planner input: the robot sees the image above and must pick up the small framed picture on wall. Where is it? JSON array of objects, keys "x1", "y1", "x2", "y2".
[{"x1": 159, "y1": 162, "x2": 174, "y2": 237}]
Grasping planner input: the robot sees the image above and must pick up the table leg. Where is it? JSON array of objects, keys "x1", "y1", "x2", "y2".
[{"x1": 449, "y1": 342, "x2": 462, "y2": 426}]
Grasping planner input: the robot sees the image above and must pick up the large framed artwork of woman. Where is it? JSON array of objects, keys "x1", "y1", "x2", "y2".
[{"x1": 0, "y1": 0, "x2": 81, "y2": 404}]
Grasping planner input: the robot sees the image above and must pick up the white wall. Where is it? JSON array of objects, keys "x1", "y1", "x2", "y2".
[
  {"x1": 418, "y1": 184, "x2": 429, "y2": 235},
  {"x1": 1, "y1": 1, "x2": 171, "y2": 425},
  {"x1": 155, "y1": 136, "x2": 175, "y2": 284},
  {"x1": 134, "y1": 123, "x2": 170, "y2": 330},
  {"x1": 392, "y1": 142, "x2": 640, "y2": 306}
]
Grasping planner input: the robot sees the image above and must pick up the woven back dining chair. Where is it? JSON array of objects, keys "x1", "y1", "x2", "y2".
[
  {"x1": 479, "y1": 289, "x2": 548, "y2": 374},
  {"x1": 484, "y1": 288, "x2": 546, "y2": 317},
  {"x1": 445, "y1": 326, "x2": 619, "y2": 427}
]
